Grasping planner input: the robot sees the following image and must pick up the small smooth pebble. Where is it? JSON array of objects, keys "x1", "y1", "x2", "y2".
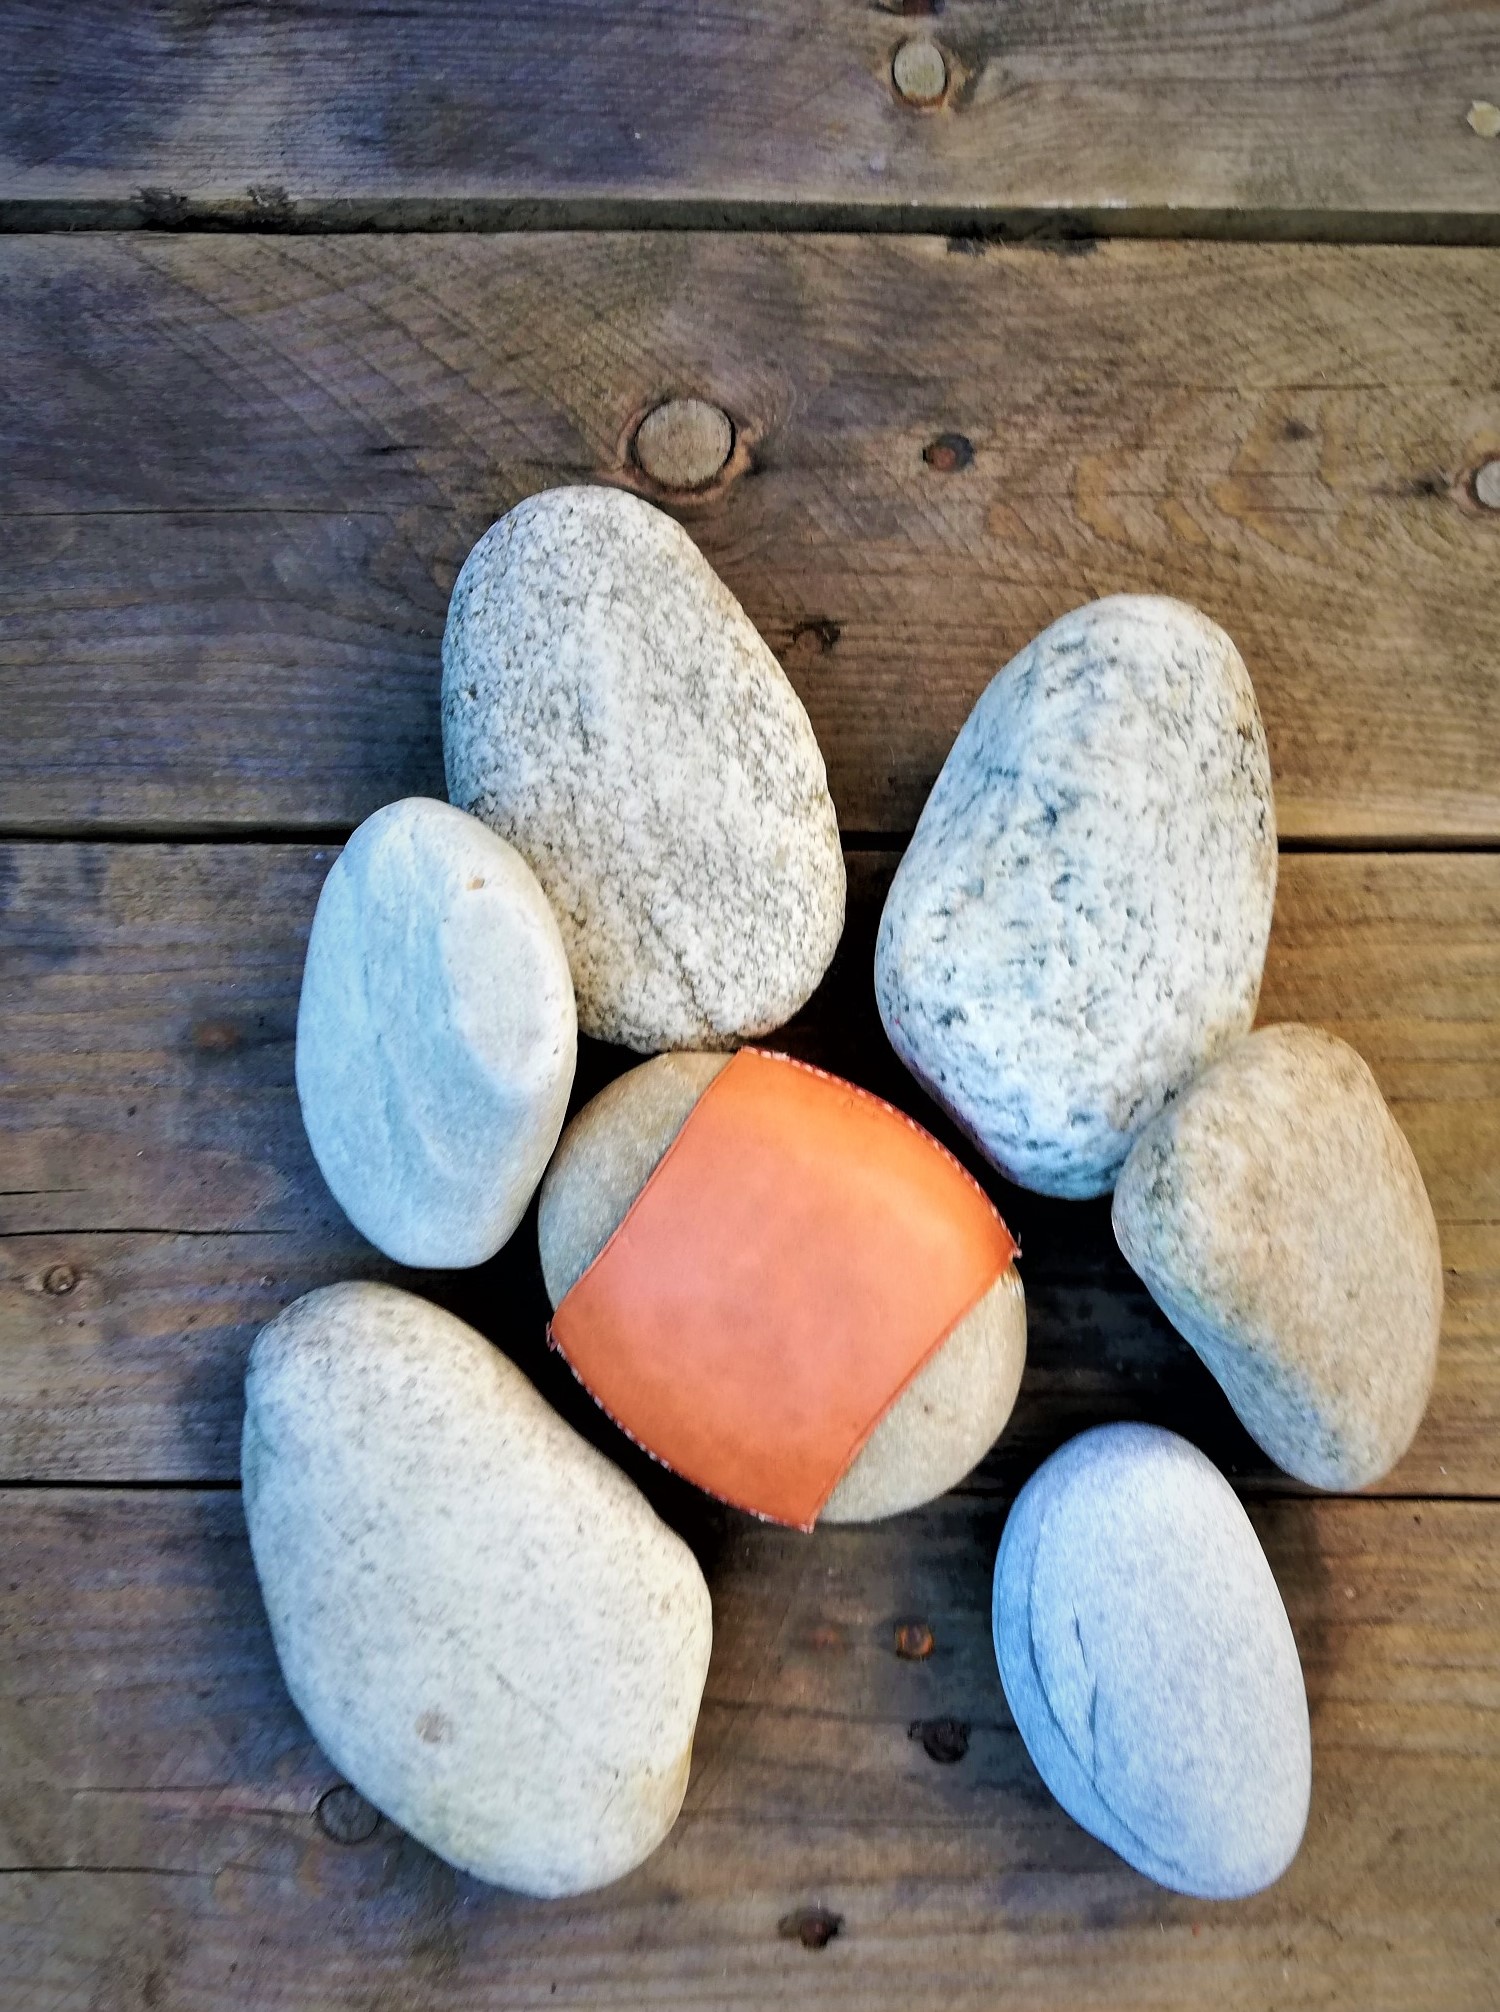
[
  {"x1": 442, "y1": 487, "x2": 845, "y2": 1052},
  {"x1": 538, "y1": 1054, "x2": 1026, "y2": 1522},
  {"x1": 295, "y1": 798, "x2": 576, "y2": 1267},
  {"x1": 876, "y1": 595, "x2": 1276, "y2": 1198},
  {"x1": 994, "y1": 1424, "x2": 1310, "y2": 1899},
  {"x1": 243, "y1": 1282, "x2": 713, "y2": 1897},
  {"x1": 1113, "y1": 1023, "x2": 1443, "y2": 1489}
]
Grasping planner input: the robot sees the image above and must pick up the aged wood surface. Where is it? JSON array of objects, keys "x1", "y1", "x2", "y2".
[
  {"x1": 2, "y1": 1, "x2": 1499, "y2": 237},
  {"x1": 2, "y1": 235, "x2": 1500, "y2": 839},
  {"x1": 0, "y1": 1487, "x2": 1496, "y2": 2011},
  {"x1": 3, "y1": 845, "x2": 1495, "y2": 1497}
]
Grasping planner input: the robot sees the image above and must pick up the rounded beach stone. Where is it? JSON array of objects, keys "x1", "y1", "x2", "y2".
[
  {"x1": 993, "y1": 1423, "x2": 1310, "y2": 1899},
  {"x1": 1113, "y1": 1023, "x2": 1443, "y2": 1489},
  {"x1": 441, "y1": 487, "x2": 846, "y2": 1052},
  {"x1": 876, "y1": 596, "x2": 1276, "y2": 1198},
  {"x1": 538, "y1": 1055, "x2": 1026, "y2": 1522},
  {"x1": 295, "y1": 798, "x2": 576, "y2": 1268},
  {"x1": 242, "y1": 1282, "x2": 713, "y2": 1897}
]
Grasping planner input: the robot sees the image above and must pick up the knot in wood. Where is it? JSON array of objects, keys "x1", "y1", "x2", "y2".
[
  {"x1": 892, "y1": 38, "x2": 948, "y2": 106},
  {"x1": 633, "y1": 398, "x2": 734, "y2": 492}
]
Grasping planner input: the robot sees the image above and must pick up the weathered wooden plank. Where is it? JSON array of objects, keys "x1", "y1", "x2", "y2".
[
  {"x1": 2, "y1": 845, "x2": 1495, "y2": 1495},
  {"x1": 3, "y1": 235, "x2": 1499, "y2": 839},
  {"x1": 0, "y1": 1487, "x2": 1495, "y2": 2010},
  {"x1": 2, "y1": 1, "x2": 1499, "y2": 235}
]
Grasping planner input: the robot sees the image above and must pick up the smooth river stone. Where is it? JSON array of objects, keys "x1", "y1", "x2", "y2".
[
  {"x1": 876, "y1": 596, "x2": 1276, "y2": 1199},
  {"x1": 243, "y1": 1282, "x2": 713, "y2": 1896},
  {"x1": 538, "y1": 1054, "x2": 1026, "y2": 1522},
  {"x1": 1113, "y1": 1023, "x2": 1443, "y2": 1489},
  {"x1": 994, "y1": 1424, "x2": 1310, "y2": 1899},
  {"x1": 442, "y1": 486, "x2": 845, "y2": 1053},
  {"x1": 295, "y1": 798, "x2": 577, "y2": 1268}
]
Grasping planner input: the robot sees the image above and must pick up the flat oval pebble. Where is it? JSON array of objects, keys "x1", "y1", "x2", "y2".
[
  {"x1": 295, "y1": 798, "x2": 576, "y2": 1268},
  {"x1": 1113, "y1": 1023, "x2": 1443, "y2": 1489},
  {"x1": 243, "y1": 1282, "x2": 713, "y2": 1897},
  {"x1": 994, "y1": 1424, "x2": 1310, "y2": 1899},
  {"x1": 876, "y1": 596, "x2": 1276, "y2": 1198},
  {"x1": 442, "y1": 487, "x2": 845, "y2": 1052},
  {"x1": 538, "y1": 1054, "x2": 1026, "y2": 1523}
]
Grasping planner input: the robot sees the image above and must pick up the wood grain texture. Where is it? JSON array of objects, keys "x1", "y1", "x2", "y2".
[
  {"x1": 0, "y1": 1486, "x2": 1495, "y2": 2010},
  {"x1": 3, "y1": 844, "x2": 1495, "y2": 1495},
  {"x1": 3, "y1": 235, "x2": 1499, "y2": 840},
  {"x1": 2, "y1": 1, "x2": 1499, "y2": 235}
]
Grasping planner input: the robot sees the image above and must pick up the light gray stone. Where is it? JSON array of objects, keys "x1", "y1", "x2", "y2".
[
  {"x1": 442, "y1": 486, "x2": 845, "y2": 1053},
  {"x1": 993, "y1": 1423, "x2": 1310, "y2": 1899},
  {"x1": 1113, "y1": 1023, "x2": 1443, "y2": 1489},
  {"x1": 538, "y1": 1055, "x2": 1026, "y2": 1522},
  {"x1": 295, "y1": 797, "x2": 576, "y2": 1268},
  {"x1": 242, "y1": 1282, "x2": 713, "y2": 1897},
  {"x1": 876, "y1": 596, "x2": 1276, "y2": 1199}
]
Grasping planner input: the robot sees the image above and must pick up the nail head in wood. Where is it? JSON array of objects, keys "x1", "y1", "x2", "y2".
[
  {"x1": 42, "y1": 1263, "x2": 78, "y2": 1297},
  {"x1": 910, "y1": 1716, "x2": 969, "y2": 1764},
  {"x1": 1467, "y1": 101, "x2": 1500, "y2": 139},
  {"x1": 633, "y1": 398, "x2": 734, "y2": 492},
  {"x1": 892, "y1": 37, "x2": 948, "y2": 106},
  {"x1": 316, "y1": 1783, "x2": 380, "y2": 1844},
  {"x1": 894, "y1": 1621, "x2": 935, "y2": 1660},
  {"x1": 1472, "y1": 458, "x2": 1500, "y2": 509},
  {"x1": 778, "y1": 1906, "x2": 844, "y2": 1949}
]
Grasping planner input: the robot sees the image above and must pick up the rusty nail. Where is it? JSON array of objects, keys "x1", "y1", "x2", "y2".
[
  {"x1": 43, "y1": 1263, "x2": 78, "y2": 1297},
  {"x1": 778, "y1": 1906, "x2": 844, "y2": 1949},
  {"x1": 923, "y1": 432, "x2": 974, "y2": 472},
  {"x1": 316, "y1": 1784, "x2": 380, "y2": 1845},
  {"x1": 892, "y1": 37, "x2": 948, "y2": 106},
  {"x1": 894, "y1": 1621, "x2": 935, "y2": 1660}
]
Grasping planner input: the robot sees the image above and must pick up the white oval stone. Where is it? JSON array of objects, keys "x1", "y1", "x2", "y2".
[
  {"x1": 295, "y1": 798, "x2": 576, "y2": 1268},
  {"x1": 441, "y1": 487, "x2": 846, "y2": 1052},
  {"x1": 538, "y1": 1054, "x2": 1026, "y2": 1522},
  {"x1": 876, "y1": 596, "x2": 1276, "y2": 1198},
  {"x1": 994, "y1": 1424, "x2": 1310, "y2": 1899},
  {"x1": 243, "y1": 1282, "x2": 713, "y2": 1896},
  {"x1": 1113, "y1": 1023, "x2": 1443, "y2": 1489}
]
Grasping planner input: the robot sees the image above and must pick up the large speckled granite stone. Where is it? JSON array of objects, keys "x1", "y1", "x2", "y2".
[
  {"x1": 993, "y1": 1424, "x2": 1310, "y2": 1899},
  {"x1": 1113, "y1": 1024, "x2": 1443, "y2": 1489},
  {"x1": 538, "y1": 1054, "x2": 1026, "y2": 1522},
  {"x1": 243, "y1": 1282, "x2": 713, "y2": 1897},
  {"x1": 441, "y1": 487, "x2": 845, "y2": 1053},
  {"x1": 295, "y1": 798, "x2": 576, "y2": 1268},
  {"x1": 876, "y1": 596, "x2": 1276, "y2": 1198}
]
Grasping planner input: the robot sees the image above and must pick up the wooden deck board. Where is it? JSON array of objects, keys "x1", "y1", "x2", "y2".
[
  {"x1": 2, "y1": 1, "x2": 1499, "y2": 235},
  {"x1": 2, "y1": 236, "x2": 1499, "y2": 839},
  {"x1": 0, "y1": 1488, "x2": 1495, "y2": 2010},
  {"x1": 3, "y1": 845, "x2": 1496, "y2": 1497}
]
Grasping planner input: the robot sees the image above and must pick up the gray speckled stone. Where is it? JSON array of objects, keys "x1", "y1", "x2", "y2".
[
  {"x1": 295, "y1": 798, "x2": 576, "y2": 1268},
  {"x1": 538, "y1": 1055, "x2": 1026, "y2": 1522},
  {"x1": 876, "y1": 596, "x2": 1276, "y2": 1199},
  {"x1": 994, "y1": 1424, "x2": 1310, "y2": 1899},
  {"x1": 243, "y1": 1282, "x2": 713, "y2": 1897},
  {"x1": 1113, "y1": 1024, "x2": 1443, "y2": 1490},
  {"x1": 442, "y1": 487, "x2": 845, "y2": 1053}
]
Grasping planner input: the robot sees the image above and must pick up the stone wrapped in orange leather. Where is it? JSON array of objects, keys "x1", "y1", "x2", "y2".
[{"x1": 548, "y1": 1049, "x2": 1018, "y2": 1529}]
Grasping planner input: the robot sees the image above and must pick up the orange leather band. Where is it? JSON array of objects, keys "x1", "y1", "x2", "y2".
[{"x1": 549, "y1": 1049, "x2": 1017, "y2": 1529}]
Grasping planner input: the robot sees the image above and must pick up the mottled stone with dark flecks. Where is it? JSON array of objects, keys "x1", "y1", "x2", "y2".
[
  {"x1": 441, "y1": 487, "x2": 845, "y2": 1053},
  {"x1": 243, "y1": 1282, "x2": 712, "y2": 1897},
  {"x1": 876, "y1": 596, "x2": 1276, "y2": 1199},
  {"x1": 537, "y1": 1054, "x2": 1027, "y2": 1522},
  {"x1": 994, "y1": 1424, "x2": 1310, "y2": 1899},
  {"x1": 1113, "y1": 1023, "x2": 1443, "y2": 1489}
]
